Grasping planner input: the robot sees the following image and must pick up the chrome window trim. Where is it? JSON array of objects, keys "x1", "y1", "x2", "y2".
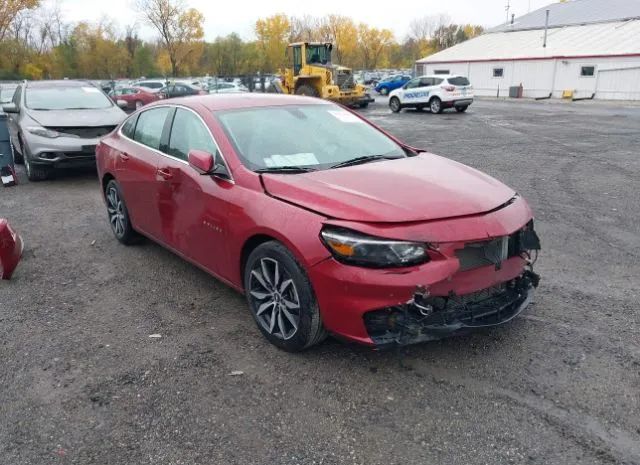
[{"x1": 117, "y1": 103, "x2": 235, "y2": 183}]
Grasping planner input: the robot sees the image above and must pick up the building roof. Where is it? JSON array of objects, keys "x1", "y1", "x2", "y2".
[
  {"x1": 417, "y1": 19, "x2": 640, "y2": 64},
  {"x1": 492, "y1": 0, "x2": 640, "y2": 32}
]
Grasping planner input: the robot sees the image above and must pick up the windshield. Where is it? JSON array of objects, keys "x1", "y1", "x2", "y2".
[
  {"x1": 216, "y1": 104, "x2": 406, "y2": 171},
  {"x1": 306, "y1": 45, "x2": 331, "y2": 65},
  {"x1": 0, "y1": 86, "x2": 17, "y2": 104},
  {"x1": 25, "y1": 86, "x2": 113, "y2": 110}
]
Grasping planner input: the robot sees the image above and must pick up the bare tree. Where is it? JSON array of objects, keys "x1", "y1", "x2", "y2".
[
  {"x1": 136, "y1": 0, "x2": 204, "y2": 76},
  {"x1": 408, "y1": 14, "x2": 451, "y2": 42}
]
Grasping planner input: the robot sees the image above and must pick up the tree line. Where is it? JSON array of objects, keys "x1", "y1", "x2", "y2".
[{"x1": 0, "y1": 0, "x2": 483, "y2": 80}]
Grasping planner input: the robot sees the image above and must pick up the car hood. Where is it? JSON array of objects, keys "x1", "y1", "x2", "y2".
[
  {"x1": 261, "y1": 154, "x2": 516, "y2": 223},
  {"x1": 26, "y1": 106, "x2": 126, "y2": 127}
]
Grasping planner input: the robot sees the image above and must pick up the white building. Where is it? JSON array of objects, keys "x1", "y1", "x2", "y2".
[{"x1": 416, "y1": 0, "x2": 640, "y2": 101}]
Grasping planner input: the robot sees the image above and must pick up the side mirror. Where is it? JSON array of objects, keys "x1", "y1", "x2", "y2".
[
  {"x1": 188, "y1": 149, "x2": 215, "y2": 174},
  {"x1": 2, "y1": 103, "x2": 18, "y2": 113}
]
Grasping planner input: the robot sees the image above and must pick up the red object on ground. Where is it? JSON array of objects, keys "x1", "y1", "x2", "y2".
[{"x1": 0, "y1": 219, "x2": 23, "y2": 280}]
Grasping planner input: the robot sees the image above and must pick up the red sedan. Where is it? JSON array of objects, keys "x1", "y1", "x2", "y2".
[
  {"x1": 96, "y1": 94, "x2": 541, "y2": 351},
  {"x1": 110, "y1": 86, "x2": 160, "y2": 111}
]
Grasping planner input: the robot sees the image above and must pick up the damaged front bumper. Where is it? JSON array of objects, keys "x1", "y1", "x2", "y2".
[{"x1": 363, "y1": 270, "x2": 540, "y2": 347}]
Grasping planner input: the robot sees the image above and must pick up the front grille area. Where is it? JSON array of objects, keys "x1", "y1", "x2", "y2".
[
  {"x1": 335, "y1": 71, "x2": 355, "y2": 90},
  {"x1": 47, "y1": 126, "x2": 116, "y2": 138},
  {"x1": 455, "y1": 221, "x2": 540, "y2": 271}
]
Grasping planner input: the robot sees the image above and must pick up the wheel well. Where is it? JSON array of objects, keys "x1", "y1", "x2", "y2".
[
  {"x1": 101, "y1": 173, "x2": 115, "y2": 196},
  {"x1": 240, "y1": 234, "x2": 278, "y2": 284}
]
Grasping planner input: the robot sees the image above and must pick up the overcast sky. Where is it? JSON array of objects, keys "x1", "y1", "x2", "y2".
[{"x1": 52, "y1": 0, "x2": 553, "y2": 40}]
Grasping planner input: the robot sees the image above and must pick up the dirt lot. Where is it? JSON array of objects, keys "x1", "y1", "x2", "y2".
[{"x1": 1, "y1": 97, "x2": 639, "y2": 465}]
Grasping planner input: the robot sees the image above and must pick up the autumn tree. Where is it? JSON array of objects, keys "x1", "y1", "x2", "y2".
[
  {"x1": 255, "y1": 14, "x2": 290, "y2": 73},
  {"x1": 0, "y1": 0, "x2": 39, "y2": 41},
  {"x1": 136, "y1": 0, "x2": 204, "y2": 76},
  {"x1": 317, "y1": 15, "x2": 358, "y2": 65},
  {"x1": 357, "y1": 24, "x2": 394, "y2": 69}
]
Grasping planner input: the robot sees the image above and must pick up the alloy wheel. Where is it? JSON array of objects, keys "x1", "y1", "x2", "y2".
[
  {"x1": 107, "y1": 186, "x2": 126, "y2": 237},
  {"x1": 430, "y1": 99, "x2": 441, "y2": 113},
  {"x1": 248, "y1": 257, "x2": 301, "y2": 340},
  {"x1": 390, "y1": 98, "x2": 400, "y2": 112}
]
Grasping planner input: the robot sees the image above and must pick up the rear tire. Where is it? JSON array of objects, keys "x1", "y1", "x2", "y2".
[
  {"x1": 389, "y1": 97, "x2": 402, "y2": 113},
  {"x1": 456, "y1": 105, "x2": 469, "y2": 113},
  {"x1": 105, "y1": 179, "x2": 140, "y2": 245},
  {"x1": 244, "y1": 241, "x2": 327, "y2": 352},
  {"x1": 358, "y1": 102, "x2": 369, "y2": 109},
  {"x1": 295, "y1": 84, "x2": 319, "y2": 97},
  {"x1": 429, "y1": 97, "x2": 443, "y2": 114}
]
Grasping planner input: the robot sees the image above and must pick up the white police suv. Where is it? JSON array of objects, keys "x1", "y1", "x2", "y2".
[{"x1": 389, "y1": 75, "x2": 474, "y2": 114}]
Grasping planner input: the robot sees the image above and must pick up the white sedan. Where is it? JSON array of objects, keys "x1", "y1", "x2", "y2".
[
  {"x1": 389, "y1": 75, "x2": 474, "y2": 114},
  {"x1": 209, "y1": 82, "x2": 249, "y2": 94}
]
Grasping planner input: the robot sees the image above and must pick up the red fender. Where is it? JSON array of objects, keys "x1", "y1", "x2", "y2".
[{"x1": 0, "y1": 219, "x2": 23, "y2": 280}]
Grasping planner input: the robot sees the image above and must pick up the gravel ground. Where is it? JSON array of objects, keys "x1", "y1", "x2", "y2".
[{"x1": 1, "y1": 97, "x2": 639, "y2": 465}]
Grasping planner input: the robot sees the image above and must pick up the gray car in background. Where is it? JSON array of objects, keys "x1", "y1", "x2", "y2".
[{"x1": 2, "y1": 80, "x2": 126, "y2": 181}]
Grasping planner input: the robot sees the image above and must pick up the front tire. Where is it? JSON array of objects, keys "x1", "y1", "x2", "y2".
[
  {"x1": 429, "y1": 97, "x2": 443, "y2": 114},
  {"x1": 12, "y1": 137, "x2": 23, "y2": 164},
  {"x1": 23, "y1": 146, "x2": 50, "y2": 182},
  {"x1": 389, "y1": 97, "x2": 402, "y2": 113},
  {"x1": 295, "y1": 84, "x2": 319, "y2": 97},
  {"x1": 244, "y1": 241, "x2": 327, "y2": 352},
  {"x1": 105, "y1": 179, "x2": 140, "y2": 245}
]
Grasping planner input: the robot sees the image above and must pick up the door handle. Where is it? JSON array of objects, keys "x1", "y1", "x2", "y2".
[
  {"x1": 157, "y1": 168, "x2": 173, "y2": 180},
  {"x1": 119, "y1": 152, "x2": 130, "y2": 161}
]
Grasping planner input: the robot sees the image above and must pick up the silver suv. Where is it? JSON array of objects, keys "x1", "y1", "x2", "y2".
[{"x1": 2, "y1": 80, "x2": 126, "y2": 181}]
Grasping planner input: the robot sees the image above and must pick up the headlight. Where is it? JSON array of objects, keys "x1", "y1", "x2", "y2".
[
  {"x1": 320, "y1": 227, "x2": 430, "y2": 268},
  {"x1": 26, "y1": 126, "x2": 61, "y2": 138}
]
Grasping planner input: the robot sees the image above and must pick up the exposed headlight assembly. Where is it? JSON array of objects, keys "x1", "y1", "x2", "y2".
[
  {"x1": 320, "y1": 227, "x2": 430, "y2": 268},
  {"x1": 26, "y1": 126, "x2": 62, "y2": 138}
]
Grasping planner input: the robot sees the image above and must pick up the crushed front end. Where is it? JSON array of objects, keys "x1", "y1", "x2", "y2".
[
  {"x1": 364, "y1": 270, "x2": 540, "y2": 347},
  {"x1": 309, "y1": 197, "x2": 542, "y2": 347}
]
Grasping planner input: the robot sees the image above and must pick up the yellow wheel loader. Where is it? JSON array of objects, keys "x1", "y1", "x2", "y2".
[{"x1": 272, "y1": 42, "x2": 374, "y2": 108}]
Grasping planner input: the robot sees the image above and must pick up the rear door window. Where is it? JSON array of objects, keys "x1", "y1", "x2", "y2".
[
  {"x1": 448, "y1": 77, "x2": 471, "y2": 86},
  {"x1": 133, "y1": 107, "x2": 172, "y2": 150}
]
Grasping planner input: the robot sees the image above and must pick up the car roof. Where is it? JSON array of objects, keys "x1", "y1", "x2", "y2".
[
  {"x1": 25, "y1": 80, "x2": 96, "y2": 88},
  {"x1": 420, "y1": 74, "x2": 465, "y2": 79},
  {"x1": 153, "y1": 93, "x2": 331, "y2": 112}
]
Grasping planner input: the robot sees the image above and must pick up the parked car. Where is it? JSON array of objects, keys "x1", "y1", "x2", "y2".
[
  {"x1": 158, "y1": 83, "x2": 207, "y2": 99},
  {"x1": 375, "y1": 75, "x2": 412, "y2": 95},
  {"x1": 96, "y1": 93, "x2": 540, "y2": 352},
  {"x1": 0, "y1": 83, "x2": 18, "y2": 106},
  {"x1": 2, "y1": 80, "x2": 126, "y2": 181},
  {"x1": 110, "y1": 86, "x2": 160, "y2": 110},
  {"x1": 389, "y1": 75, "x2": 474, "y2": 114},
  {"x1": 209, "y1": 82, "x2": 249, "y2": 93},
  {"x1": 135, "y1": 80, "x2": 166, "y2": 91}
]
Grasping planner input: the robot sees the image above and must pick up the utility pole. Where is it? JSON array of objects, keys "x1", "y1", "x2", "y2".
[{"x1": 505, "y1": 0, "x2": 511, "y2": 25}]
